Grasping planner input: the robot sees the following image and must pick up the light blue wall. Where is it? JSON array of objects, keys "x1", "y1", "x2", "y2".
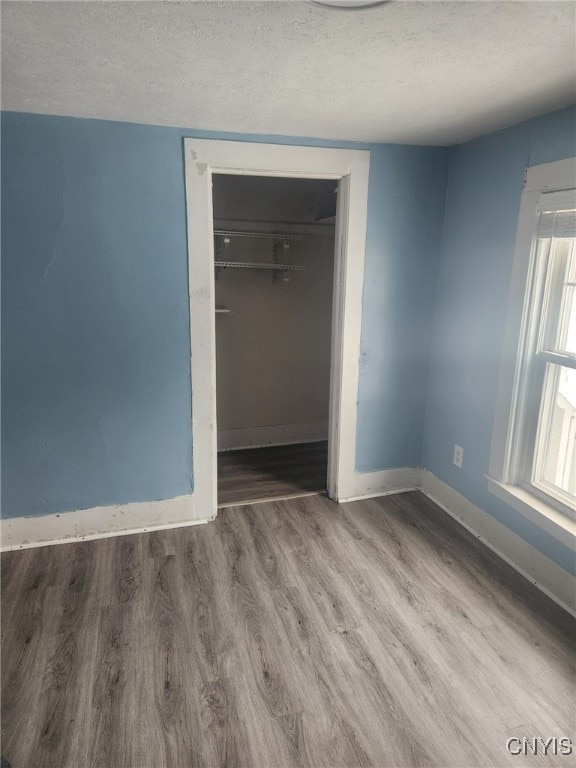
[
  {"x1": 356, "y1": 147, "x2": 448, "y2": 470},
  {"x1": 423, "y1": 105, "x2": 576, "y2": 575},
  {"x1": 2, "y1": 114, "x2": 194, "y2": 516},
  {"x1": 1, "y1": 111, "x2": 448, "y2": 518}
]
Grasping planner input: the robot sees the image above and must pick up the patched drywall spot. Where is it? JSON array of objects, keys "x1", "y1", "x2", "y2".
[
  {"x1": 190, "y1": 285, "x2": 210, "y2": 300},
  {"x1": 196, "y1": 162, "x2": 208, "y2": 175}
]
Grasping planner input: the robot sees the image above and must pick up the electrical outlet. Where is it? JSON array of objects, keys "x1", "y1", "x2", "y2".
[{"x1": 453, "y1": 444, "x2": 463, "y2": 468}]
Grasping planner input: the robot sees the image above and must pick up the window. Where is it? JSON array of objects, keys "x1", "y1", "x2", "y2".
[
  {"x1": 489, "y1": 159, "x2": 576, "y2": 545},
  {"x1": 520, "y1": 193, "x2": 576, "y2": 514}
]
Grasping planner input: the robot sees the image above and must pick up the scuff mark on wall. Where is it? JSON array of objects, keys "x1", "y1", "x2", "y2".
[
  {"x1": 43, "y1": 248, "x2": 60, "y2": 280},
  {"x1": 43, "y1": 145, "x2": 66, "y2": 280}
]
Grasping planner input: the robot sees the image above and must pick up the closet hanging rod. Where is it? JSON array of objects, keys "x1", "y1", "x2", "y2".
[
  {"x1": 214, "y1": 260, "x2": 306, "y2": 272},
  {"x1": 214, "y1": 229, "x2": 303, "y2": 241}
]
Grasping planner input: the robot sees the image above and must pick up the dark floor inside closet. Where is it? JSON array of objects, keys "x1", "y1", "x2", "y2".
[{"x1": 217, "y1": 441, "x2": 328, "y2": 506}]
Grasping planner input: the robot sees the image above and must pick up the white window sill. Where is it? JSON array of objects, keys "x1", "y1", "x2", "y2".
[{"x1": 486, "y1": 476, "x2": 576, "y2": 551}]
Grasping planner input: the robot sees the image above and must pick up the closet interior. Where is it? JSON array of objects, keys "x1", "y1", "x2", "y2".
[{"x1": 212, "y1": 174, "x2": 337, "y2": 506}]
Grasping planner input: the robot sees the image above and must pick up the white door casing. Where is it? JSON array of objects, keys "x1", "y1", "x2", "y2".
[{"x1": 183, "y1": 139, "x2": 370, "y2": 519}]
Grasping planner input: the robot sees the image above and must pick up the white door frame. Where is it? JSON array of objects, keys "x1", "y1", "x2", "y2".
[{"x1": 184, "y1": 139, "x2": 370, "y2": 519}]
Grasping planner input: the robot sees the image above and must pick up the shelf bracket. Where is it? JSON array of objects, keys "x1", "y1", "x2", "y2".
[
  {"x1": 273, "y1": 239, "x2": 291, "y2": 283},
  {"x1": 215, "y1": 235, "x2": 230, "y2": 281},
  {"x1": 272, "y1": 240, "x2": 279, "y2": 283}
]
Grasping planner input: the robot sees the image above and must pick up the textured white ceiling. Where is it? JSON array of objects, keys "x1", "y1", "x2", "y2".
[{"x1": 2, "y1": 0, "x2": 575, "y2": 145}]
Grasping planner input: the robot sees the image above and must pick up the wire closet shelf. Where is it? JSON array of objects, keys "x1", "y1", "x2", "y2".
[{"x1": 213, "y1": 229, "x2": 306, "y2": 276}]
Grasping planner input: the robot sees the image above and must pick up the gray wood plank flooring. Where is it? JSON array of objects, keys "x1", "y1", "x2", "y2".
[
  {"x1": 217, "y1": 441, "x2": 328, "y2": 506},
  {"x1": 1, "y1": 491, "x2": 574, "y2": 768}
]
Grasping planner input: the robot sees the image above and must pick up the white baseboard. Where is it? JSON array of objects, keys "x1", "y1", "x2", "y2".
[
  {"x1": 0, "y1": 494, "x2": 209, "y2": 552},
  {"x1": 337, "y1": 467, "x2": 421, "y2": 503},
  {"x1": 420, "y1": 470, "x2": 576, "y2": 617},
  {"x1": 218, "y1": 421, "x2": 328, "y2": 451},
  {"x1": 3, "y1": 468, "x2": 573, "y2": 617}
]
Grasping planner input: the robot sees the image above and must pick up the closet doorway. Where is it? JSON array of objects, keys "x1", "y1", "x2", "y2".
[
  {"x1": 213, "y1": 175, "x2": 336, "y2": 506},
  {"x1": 184, "y1": 139, "x2": 370, "y2": 521}
]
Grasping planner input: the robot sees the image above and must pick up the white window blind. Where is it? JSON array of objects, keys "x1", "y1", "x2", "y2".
[
  {"x1": 537, "y1": 210, "x2": 576, "y2": 239},
  {"x1": 537, "y1": 190, "x2": 576, "y2": 238}
]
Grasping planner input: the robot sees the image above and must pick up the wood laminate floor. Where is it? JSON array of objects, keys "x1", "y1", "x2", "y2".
[
  {"x1": 1, "y1": 492, "x2": 574, "y2": 768},
  {"x1": 217, "y1": 441, "x2": 328, "y2": 506}
]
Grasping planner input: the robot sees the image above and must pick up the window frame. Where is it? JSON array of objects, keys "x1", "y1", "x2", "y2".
[
  {"x1": 518, "y1": 199, "x2": 576, "y2": 514},
  {"x1": 488, "y1": 158, "x2": 576, "y2": 550}
]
